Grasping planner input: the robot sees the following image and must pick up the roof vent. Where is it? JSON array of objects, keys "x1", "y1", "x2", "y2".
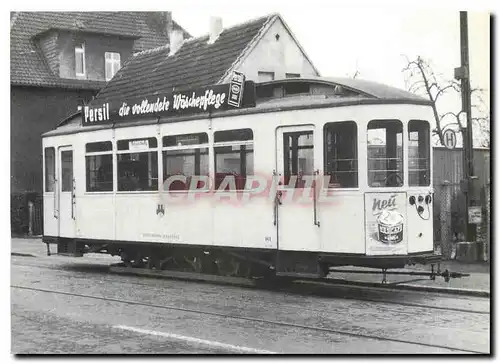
[
  {"x1": 208, "y1": 17, "x2": 223, "y2": 44},
  {"x1": 169, "y1": 29, "x2": 184, "y2": 56}
]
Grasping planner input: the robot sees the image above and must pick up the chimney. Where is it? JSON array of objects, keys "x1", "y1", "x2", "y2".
[
  {"x1": 208, "y1": 16, "x2": 223, "y2": 44},
  {"x1": 169, "y1": 29, "x2": 184, "y2": 56},
  {"x1": 165, "y1": 11, "x2": 173, "y2": 36}
]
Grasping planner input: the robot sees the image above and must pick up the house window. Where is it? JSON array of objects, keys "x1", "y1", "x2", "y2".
[
  {"x1": 286, "y1": 73, "x2": 300, "y2": 78},
  {"x1": 105, "y1": 52, "x2": 121, "y2": 81},
  {"x1": 258, "y1": 71, "x2": 275, "y2": 82},
  {"x1": 75, "y1": 44, "x2": 85, "y2": 77}
]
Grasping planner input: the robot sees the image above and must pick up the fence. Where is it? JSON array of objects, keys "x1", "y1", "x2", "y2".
[
  {"x1": 433, "y1": 180, "x2": 491, "y2": 261},
  {"x1": 11, "y1": 193, "x2": 43, "y2": 236}
]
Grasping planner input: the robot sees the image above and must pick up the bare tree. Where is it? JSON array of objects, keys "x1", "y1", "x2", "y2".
[{"x1": 402, "y1": 55, "x2": 489, "y2": 148}]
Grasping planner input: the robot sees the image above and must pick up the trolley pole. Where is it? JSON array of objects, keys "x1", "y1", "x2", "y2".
[{"x1": 455, "y1": 11, "x2": 475, "y2": 243}]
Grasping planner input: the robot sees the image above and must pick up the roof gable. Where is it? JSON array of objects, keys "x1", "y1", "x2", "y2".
[
  {"x1": 94, "y1": 14, "x2": 275, "y2": 102},
  {"x1": 10, "y1": 12, "x2": 189, "y2": 89}
]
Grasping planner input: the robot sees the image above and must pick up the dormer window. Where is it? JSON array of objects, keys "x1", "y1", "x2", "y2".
[
  {"x1": 75, "y1": 44, "x2": 85, "y2": 77},
  {"x1": 105, "y1": 52, "x2": 121, "y2": 81}
]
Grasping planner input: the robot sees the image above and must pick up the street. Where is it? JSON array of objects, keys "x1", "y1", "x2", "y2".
[{"x1": 11, "y1": 253, "x2": 490, "y2": 354}]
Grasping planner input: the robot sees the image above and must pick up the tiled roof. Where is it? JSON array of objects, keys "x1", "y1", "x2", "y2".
[
  {"x1": 94, "y1": 14, "x2": 276, "y2": 102},
  {"x1": 10, "y1": 12, "x2": 189, "y2": 89}
]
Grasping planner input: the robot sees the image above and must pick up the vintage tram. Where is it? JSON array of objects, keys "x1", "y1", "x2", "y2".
[{"x1": 42, "y1": 76, "x2": 439, "y2": 279}]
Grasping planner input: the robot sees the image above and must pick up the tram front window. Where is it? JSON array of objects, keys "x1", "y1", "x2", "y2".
[
  {"x1": 117, "y1": 138, "x2": 158, "y2": 191},
  {"x1": 367, "y1": 120, "x2": 403, "y2": 187},
  {"x1": 408, "y1": 120, "x2": 430, "y2": 186},
  {"x1": 324, "y1": 121, "x2": 358, "y2": 188}
]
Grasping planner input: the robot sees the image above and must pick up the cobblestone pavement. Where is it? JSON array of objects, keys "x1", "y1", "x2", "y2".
[
  {"x1": 12, "y1": 237, "x2": 490, "y2": 293},
  {"x1": 11, "y1": 254, "x2": 490, "y2": 354}
]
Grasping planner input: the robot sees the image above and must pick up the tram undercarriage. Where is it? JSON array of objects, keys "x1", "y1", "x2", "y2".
[{"x1": 43, "y1": 237, "x2": 457, "y2": 283}]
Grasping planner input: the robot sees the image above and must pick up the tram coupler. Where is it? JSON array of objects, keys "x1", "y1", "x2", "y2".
[{"x1": 328, "y1": 266, "x2": 470, "y2": 284}]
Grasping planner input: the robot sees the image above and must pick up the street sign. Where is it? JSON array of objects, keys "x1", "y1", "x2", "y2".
[
  {"x1": 443, "y1": 129, "x2": 457, "y2": 149},
  {"x1": 468, "y1": 206, "x2": 482, "y2": 224}
]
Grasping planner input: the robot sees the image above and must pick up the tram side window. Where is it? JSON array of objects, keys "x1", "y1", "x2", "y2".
[
  {"x1": 44, "y1": 147, "x2": 55, "y2": 192},
  {"x1": 85, "y1": 141, "x2": 113, "y2": 192},
  {"x1": 367, "y1": 120, "x2": 403, "y2": 187},
  {"x1": 117, "y1": 137, "x2": 158, "y2": 191},
  {"x1": 214, "y1": 129, "x2": 254, "y2": 190},
  {"x1": 408, "y1": 120, "x2": 430, "y2": 186},
  {"x1": 323, "y1": 121, "x2": 358, "y2": 188},
  {"x1": 283, "y1": 131, "x2": 314, "y2": 188},
  {"x1": 163, "y1": 133, "x2": 209, "y2": 191}
]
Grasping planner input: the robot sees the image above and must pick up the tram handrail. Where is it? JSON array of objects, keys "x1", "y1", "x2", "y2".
[
  {"x1": 313, "y1": 170, "x2": 320, "y2": 227},
  {"x1": 53, "y1": 179, "x2": 58, "y2": 219},
  {"x1": 71, "y1": 178, "x2": 76, "y2": 220}
]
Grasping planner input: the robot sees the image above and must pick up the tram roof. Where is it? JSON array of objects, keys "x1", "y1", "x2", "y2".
[{"x1": 44, "y1": 77, "x2": 431, "y2": 137}]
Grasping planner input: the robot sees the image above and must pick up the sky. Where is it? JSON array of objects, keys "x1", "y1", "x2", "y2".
[{"x1": 167, "y1": 1, "x2": 492, "y2": 145}]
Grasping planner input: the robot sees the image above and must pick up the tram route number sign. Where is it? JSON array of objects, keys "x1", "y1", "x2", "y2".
[
  {"x1": 228, "y1": 71, "x2": 246, "y2": 108},
  {"x1": 443, "y1": 129, "x2": 457, "y2": 149},
  {"x1": 82, "y1": 74, "x2": 256, "y2": 126}
]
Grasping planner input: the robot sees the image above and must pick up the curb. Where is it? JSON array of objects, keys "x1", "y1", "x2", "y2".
[
  {"x1": 11, "y1": 252, "x2": 36, "y2": 258},
  {"x1": 395, "y1": 284, "x2": 490, "y2": 298},
  {"x1": 298, "y1": 279, "x2": 490, "y2": 298}
]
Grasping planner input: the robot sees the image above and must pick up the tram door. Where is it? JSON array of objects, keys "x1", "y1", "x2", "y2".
[
  {"x1": 57, "y1": 146, "x2": 76, "y2": 237},
  {"x1": 275, "y1": 126, "x2": 320, "y2": 254}
]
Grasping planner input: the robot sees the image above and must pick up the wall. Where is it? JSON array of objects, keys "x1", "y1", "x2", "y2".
[
  {"x1": 11, "y1": 86, "x2": 96, "y2": 194},
  {"x1": 58, "y1": 31, "x2": 135, "y2": 81},
  {"x1": 229, "y1": 17, "x2": 319, "y2": 82}
]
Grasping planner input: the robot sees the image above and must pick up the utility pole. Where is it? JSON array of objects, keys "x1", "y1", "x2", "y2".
[{"x1": 454, "y1": 11, "x2": 475, "y2": 243}]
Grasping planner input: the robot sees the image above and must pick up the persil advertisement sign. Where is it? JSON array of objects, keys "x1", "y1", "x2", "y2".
[
  {"x1": 365, "y1": 192, "x2": 408, "y2": 255},
  {"x1": 82, "y1": 75, "x2": 255, "y2": 126}
]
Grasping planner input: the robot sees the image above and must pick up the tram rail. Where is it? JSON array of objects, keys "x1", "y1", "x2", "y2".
[
  {"x1": 11, "y1": 259, "x2": 490, "y2": 314},
  {"x1": 11, "y1": 283, "x2": 487, "y2": 354}
]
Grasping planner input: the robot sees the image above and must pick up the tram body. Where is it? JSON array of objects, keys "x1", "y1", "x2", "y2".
[{"x1": 42, "y1": 78, "x2": 438, "y2": 277}]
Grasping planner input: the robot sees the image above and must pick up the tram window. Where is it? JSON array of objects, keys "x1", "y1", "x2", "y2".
[
  {"x1": 283, "y1": 131, "x2": 314, "y2": 188},
  {"x1": 408, "y1": 120, "x2": 430, "y2": 186},
  {"x1": 117, "y1": 137, "x2": 158, "y2": 191},
  {"x1": 367, "y1": 120, "x2": 403, "y2": 187},
  {"x1": 86, "y1": 141, "x2": 113, "y2": 192},
  {"x1": 44, "y1": 147, "x2": 55, "y2": 192},
  {"x1": 323, "y1": 121, "x2": 358, "y2": 188},
  {"x1": 214, "y1": 129, "x2": 254, "y2": 190},
  {"x1": 163, "y1": 133, "x2": 209, "y2": 191}
]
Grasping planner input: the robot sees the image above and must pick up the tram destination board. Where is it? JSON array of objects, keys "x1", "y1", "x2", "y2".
[{"x1": 82, "y1": 79, "x2": 256, "y2": 126}]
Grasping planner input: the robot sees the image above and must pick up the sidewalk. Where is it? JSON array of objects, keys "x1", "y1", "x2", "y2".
[
  {"x1": 11, "y1": 237, "x2": 490, "y2": 294},
  {"x1": 328, "y1": 261, "x2": 490, "y2": 294},
  {"x1": 10, "y1": 237, "x2": 119, "y2": 262}
]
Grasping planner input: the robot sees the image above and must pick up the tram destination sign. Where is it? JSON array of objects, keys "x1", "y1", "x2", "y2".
[{"x1": 82, "y1": 76, "x2": 255, "y2": 126}]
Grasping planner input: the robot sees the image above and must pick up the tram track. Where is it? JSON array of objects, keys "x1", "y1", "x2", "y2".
[
  {"x1": 11, "y1": 283, "x2": 486, "y2": 354},
  {"x1": 11, "y1": 259, "x2": 490, "y2": 315}
]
